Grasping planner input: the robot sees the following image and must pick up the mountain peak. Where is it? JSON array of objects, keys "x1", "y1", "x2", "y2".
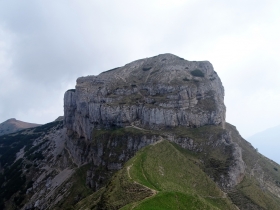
[
  {"x1": 5, "y1": 118, "x2": 16, "y2": 122},
  {"x1": 0, "y1": 118, "x2": 41, "y2": 136},
  {"x1": 64, "y1": 54, "x2": 226, "y2": 141},
  {"x1": 2, "y1": 54, "x2": 280, "y2": 209}
]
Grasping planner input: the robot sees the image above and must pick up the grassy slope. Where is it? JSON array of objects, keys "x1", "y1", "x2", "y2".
[
  {"x1": 121, "y1": 140, "x2": 236, "y2": 210},
  {"x1": 226, "y1": 123, "x2": 280, "y2": 209},
  {"x1": 77, "y1": 140, "x2": 236, "y2": 210},
  {"x1": 73, "y1": 124, "x2": 280, "y2": 210}
]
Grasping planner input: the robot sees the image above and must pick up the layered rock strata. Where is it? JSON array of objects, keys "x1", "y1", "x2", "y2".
[
  {"x1": 63, "y1": 53, "x2": 245, "y2": 190},
  {"x1": 64, "y1": 53, "x2": 226, "y2": 141}
]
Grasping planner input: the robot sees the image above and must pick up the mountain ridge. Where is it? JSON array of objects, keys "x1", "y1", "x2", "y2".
[
  {"x1": 0, "y1": 118, "x2": 41, "y2": 136},
  {"x1": 64, "y1": 53, "x2": 226, "y2": 141},
  {"x1": 63, "y1": 53, "x2": 245, "y2": 191},
  {"x1": 0, "y1": 54, "x2": 280, "y2": 209}
]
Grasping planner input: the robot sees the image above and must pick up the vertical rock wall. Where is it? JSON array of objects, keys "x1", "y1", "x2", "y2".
[{"x1": 64, "y1": 53, "x2": 226, "y2": 141}]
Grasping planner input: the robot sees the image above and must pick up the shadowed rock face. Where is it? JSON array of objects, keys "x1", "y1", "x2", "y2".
[{"x1": 64, "y1": 53, "x2": 226, "y2": 140}]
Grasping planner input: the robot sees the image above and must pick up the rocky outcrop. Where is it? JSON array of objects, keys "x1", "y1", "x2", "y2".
[
  {"x1": 165, "y1": 127, "x2": 245, "y2": 189},
  {"x1": 63, "y1": 53, "x2": 243, "y2": 189},
  {"x1": 64, "y1": 53, "x2": 226, "y2": 141}
]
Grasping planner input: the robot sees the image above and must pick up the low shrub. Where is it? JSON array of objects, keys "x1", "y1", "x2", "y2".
[{"x1": 191, "y1": 69, "x2": 204, "y2": 77}]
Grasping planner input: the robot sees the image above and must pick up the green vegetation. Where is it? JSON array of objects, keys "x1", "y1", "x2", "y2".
[
  {"x1": 92, "y1": 127, "x2": 154, "y2": 144},
  {"x1": 80, "y1": 140, "x2": 236, "y2": 209},
  {"x1": 93, "y1": 125, "x2": 236, "y2": 190},
  {"x1": 74, "y1": 124, "x2": 280, "y2": 209},
  {"x1": 90, "y1": 127, "x2": 156, "y2": 185},
  {"x1": 0, "y1": 121, "x2": 62, "y2": 166},
  {"x1": 1, "y1": 117, "x2": 280, "y2": 209},
  {"x1": 32, "y1": 120, "x2": 62, "y2": 133},
  {"x1": 120, "y1": 141, "x2": 235, "y2": 210},
  {"x1": 0, "y1": 158, "x2": 27, "y2": 208},
  {"x1": 197, "y1": 97, "x2": 216, "y2": 112},
  {"x1": 24, "y1": 141, "x2": 46, "y2": 161},
  {"x1": 232, "y1": 175, "x2": 280, "y2": 209},
  {"x1": 95, "y1": 164, "x2": 152, "y2": 209},
  {"x1": 142, "y1": 66, "x2": 152, "y2": 71},
  {"x1": 0, "y1": 133, "x2": 40, "y2": 166},
  {"x1": 0, "y1": 121, "x2": 63, "y2": 209},
  {"x1": 122, "y1": 192, "x2": 219, "y2": 210},
  {"x1": 191, "y1": 69, "x2": 204, "y2": 77}
]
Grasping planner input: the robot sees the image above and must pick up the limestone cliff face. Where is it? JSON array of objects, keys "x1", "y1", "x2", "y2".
[
  {"x1": 64, "y1": 53, "x2": 226, "y2": 141},
  {"x1": 63, "y1": 54, "x2": 245, "y2": 190}
]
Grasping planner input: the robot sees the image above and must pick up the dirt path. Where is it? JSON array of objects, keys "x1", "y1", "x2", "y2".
[
  {"x1": 250, "y1": 158, "x2": 260, "y2": 177},
  {"x1": 126, "y1": 159, "x2": 158, "y2": 209},
  {"x1": 152, "y1": 138, "x2": 163, "y2": 146},
  {"x1": 127, "y1": 123, "x2": 149, "y2": 132},
  {"x1": 127, "y1": 164, "x2": 133, "y2": 179}
]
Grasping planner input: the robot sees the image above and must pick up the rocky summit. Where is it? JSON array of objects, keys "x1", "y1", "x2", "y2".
[
  {"x1": 1, "y1": 54, "x2": 280, "y2": 210},
  {"x1": 64, "y1": 53, "x2": 226, "y2": 141},
  {"x1": 63, "y1": 54, "x2": 243, "y2": 190}
]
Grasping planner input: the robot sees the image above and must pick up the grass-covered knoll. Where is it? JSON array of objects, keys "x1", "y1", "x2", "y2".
[
  {"x1": 61, "y1": 124, "x2": 280, "y2": 210},
  {"x1": 121, "y1": 140, "x2": 235, "y2": 210},
  {"x1": 90, "y1": 124, "x2": 280, "y2": 210},
  {"x1": 92, "y1": 125, "x2": 237, "y2": 190},
  {"x1": 122, "y1": 192, "x2": 220, "y2": 210},
  {"x1": 81, "y1": 140, "x2": 236, "y2": 210},
  {"x1": 67, "y1": 123, "x2": 280, "y2": 209}
]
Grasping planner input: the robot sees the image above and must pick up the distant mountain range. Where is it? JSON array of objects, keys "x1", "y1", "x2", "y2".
[
  {"x1": 248, "y1": 125, "x2": 280, "y2": 164},
  {"x1": 0, "y1": 118, "x2": 41, "y2": 136}
]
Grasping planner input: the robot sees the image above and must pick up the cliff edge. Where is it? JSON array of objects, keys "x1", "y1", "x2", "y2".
[{"x1": 64, "y1": 53, "x2": 226, "y2": 141}]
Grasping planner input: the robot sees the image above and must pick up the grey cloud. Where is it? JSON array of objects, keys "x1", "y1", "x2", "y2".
[{"x1": 0, "y1": 0, "x2": 279, "y2": 140}]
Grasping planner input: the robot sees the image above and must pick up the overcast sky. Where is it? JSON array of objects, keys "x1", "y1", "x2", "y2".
[{"x1": 0, "y1": 0, "x2": 280, "y2": 139}]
